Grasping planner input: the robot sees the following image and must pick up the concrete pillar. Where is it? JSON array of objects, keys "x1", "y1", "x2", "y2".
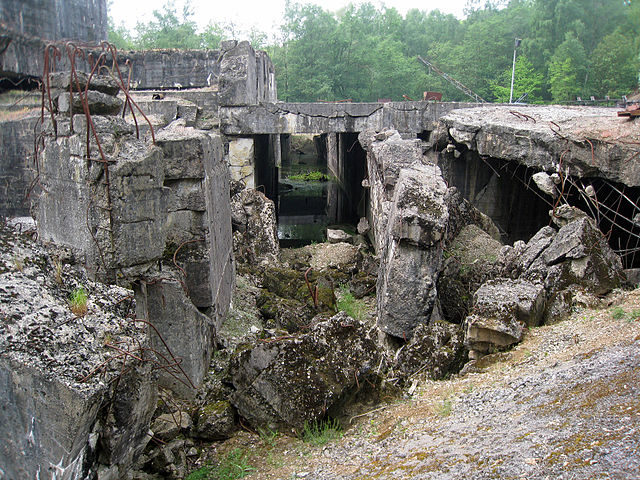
[{"x1": 228, "y1": 137, "x2": 255, "y2": 189}]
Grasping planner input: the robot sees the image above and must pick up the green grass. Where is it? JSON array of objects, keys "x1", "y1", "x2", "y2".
[
  {"x1": 287, "y1": 171, "x2": 328, "y2": 182},
  {"x1": 258, "y1": 426, "x2": 279, "y2": 447},
  {"x1": 186, "y1": 449, "x2": 255, "y2": 480},
  {"x1": 436, "y1": 398, "x2": 453, "y2": 417},
  {"x1": 185, "y1": 465, "x2": 214, "y2": 480},
  {"x1": 301, "y1": 418, "x2": 343, "y2": 446},
  {"x1": 610, "y1": 306, "x2": 640, "y2": 322},
  {"x1": 336, "y1": 286, "x2": 366, "y2": 321},
  {"x1": 69, "y1": 287, "x2": 88, "y2": 316}
]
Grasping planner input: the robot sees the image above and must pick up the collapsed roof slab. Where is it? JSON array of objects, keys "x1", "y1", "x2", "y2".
[{"x1": 439, "y1": 105, "x2": 640, "y2": 188}]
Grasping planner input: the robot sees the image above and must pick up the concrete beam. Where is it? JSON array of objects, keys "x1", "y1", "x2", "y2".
[{"x1": 220, "y1": 102, "x2": 481, "y2": 135}]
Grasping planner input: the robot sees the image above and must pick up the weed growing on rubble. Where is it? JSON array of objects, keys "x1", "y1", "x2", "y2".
[
  {"x1": 12, "y1": 255, "x2": 23, "y2": 272},
  {"x1": 53, "y1": 258, "x2": 63, "y2": 284},
  {"x1": 185, "y1": 449, "x2": 255, "y2": 480},
  {"x1": 437, "y1": 398, "x2": 453, "y2": 417},
  {"x1": 258, "y1": 426, "x2": 279, "y2": 447},
  {"x1": 302, "y1": 418, "x2": 343, "y2": 446},
  {"x1": 69, "y1": 287, "x2": 88, "y2": 316}
]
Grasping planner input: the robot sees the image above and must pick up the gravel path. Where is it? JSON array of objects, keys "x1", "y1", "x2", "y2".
[{"x1": 236, "y1": 289, "x2": 640, "y2": 480}]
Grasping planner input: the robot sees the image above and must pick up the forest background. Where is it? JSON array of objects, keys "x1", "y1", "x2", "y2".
[{"x1": 109, "y1": 0, "x2": 640, "y2": 104}]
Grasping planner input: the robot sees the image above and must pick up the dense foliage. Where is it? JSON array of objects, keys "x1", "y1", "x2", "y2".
[{"x1": 109, "y1": 0, "x2": 639, "y2": 103}]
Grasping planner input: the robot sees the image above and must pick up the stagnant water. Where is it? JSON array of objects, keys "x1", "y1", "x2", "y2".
[{"x1": 278, "y1": 150, "x2": 341, "y2": 247}]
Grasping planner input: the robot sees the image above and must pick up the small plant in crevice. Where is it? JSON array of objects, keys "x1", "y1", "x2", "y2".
[
  {"x1": 436, "y1": 397, "x2": 453, "y2": 417},
  {"x1": 301, "y1": 418, "x2": 343, "y2": 446},
  {"x1": 336, "y1": 286, "x2": 366, "y2": 321},
  {"x1": 12, "y1": 255, "x2": 24, "y2": 272},
  {"x1": 69, "y1": 287, "x2": 88, "y2": 317},
  {"x1": 53, "y1": 258, "x2": 63, "y2": 284}
]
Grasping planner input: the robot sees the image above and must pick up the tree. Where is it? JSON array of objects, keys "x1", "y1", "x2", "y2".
[
  {"x1": 548, "y1": 32, "x2": 587, "y2": 102},
  {"x1": 491, "y1": 55, "x2": 544, "y2": 103},
  {"x1": 134, "y1": 1, "x2": 201, "y2": 49},
  {"x1": 589, "y1": 30, "x2": 638, "y2": 97},
  {"x1": 108, "y1": 17, "x2": 135, "y2": 50}
]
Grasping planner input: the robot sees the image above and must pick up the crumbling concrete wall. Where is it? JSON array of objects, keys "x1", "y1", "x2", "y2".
[
  {"x1": 119, "y1": 49, "x2": 222, "y2": 90},
  {"x1": 0, "y1": 114, "x2": 37, "y2": 217},
  {"x1": 34, "y1": 73, "x2": 233, "y2": 401},
  {"x1": 0, "y1": 0, "x2": 107, "y2": 78},
  {"x1": 218, "y1": 40, "x2": 277, "y2": 106}
]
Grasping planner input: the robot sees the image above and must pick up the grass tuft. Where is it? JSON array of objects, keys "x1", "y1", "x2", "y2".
[
  {"x1": 186, "y1": 449, "x2": 255, "y2": 480},
  {"x1": 69, "y1": 287, "x2": 88, "y2": 316},
  {"x1": 301, "y1": 418, "x2": 343, "y2": 446},
  {"x1": 336, "y1": 286, "x2": 366, "y2": 321}
]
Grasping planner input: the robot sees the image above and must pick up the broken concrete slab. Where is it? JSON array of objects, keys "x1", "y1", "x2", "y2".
[
  {"x1": 464, "y1": 278, "x2": 546, "y2": 359},
  {"x1": 0, "y1": 221, "x2": 156, "y2": 480},
  {"x1": 393, "y1": 320, "x2": 466, "y2": 382},
  {"x1": 230, "y1": 186, "x2": 279, "y2": 266},
  {"x1": 440, "y1": 105, "x2": 640, "y2": 187},
  {"x1": 377, "y1": 163, "x2": 449, "y2": 339},
  {"x1": 229, "y1": 311, "x2": 380, "y2": 432},
  {"x1": 540, "y1": 216, "x2": 625, "y2": 294},
  {"x1": 57, "y1": 90, "x2": 124, "y2": 116}
]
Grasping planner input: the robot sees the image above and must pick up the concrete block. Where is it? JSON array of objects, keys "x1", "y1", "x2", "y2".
[{"x1": 135, "y1": 276, "x2": 215, "y2": 399}]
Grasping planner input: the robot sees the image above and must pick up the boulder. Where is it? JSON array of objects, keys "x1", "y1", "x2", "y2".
[
  {"x1": 259, "y1": 265, "x2": 335, "y2": 313},
  {"x1": 48, "y1": 72, "x2": 121, "y2": 96},
  {"x1": 193, "y1": 400, "x2": 236, "y2": 440},
  {"x1": 57, "y1": 90, "x2": 124, "y2": 116},
  {"x1": 541, "y1": 216, "x2": 625, "y2": 294},
  {"x1": 151, "y1": 412, "x2": 193, "y2": 442},
  {"x1": 229, "y1": 312, "x2": 380, "y2": 432},
  {"x1": 357, "y1": 217, "x2": 370, "y2": 235},
  {"x1": 444, "y1": 187, "x2": 501, "y2": 244},
  {"x1": 309, "y1": 242, "x2": 360, "y2": 272},
  {"x1": 327, "y1": 228, "x2": 353, "y2": 244},
  {"x1": 256, "y1": 290, "x2": 315, "y2": 332},
  {"x1": 438, "y1": 224, "x2": 503, "y2": 323}
]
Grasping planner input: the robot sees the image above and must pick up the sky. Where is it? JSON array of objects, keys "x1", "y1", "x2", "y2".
[{"x1": 109, "y1": 0, "x2": 469, "y2": 38}]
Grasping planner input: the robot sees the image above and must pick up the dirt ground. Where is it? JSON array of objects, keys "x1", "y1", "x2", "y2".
[{"x1": 206, "y1": 287, "x2": 640, "y2": 480}]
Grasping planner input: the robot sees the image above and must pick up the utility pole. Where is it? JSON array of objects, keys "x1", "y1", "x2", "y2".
[{"x1": 509, "y1": 38, "x2": 521, "y2": 104}]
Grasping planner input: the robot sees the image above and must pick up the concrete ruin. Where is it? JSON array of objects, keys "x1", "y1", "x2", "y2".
[{"x1": 1, "y1": 9, "x2": 639, "y2": 476}]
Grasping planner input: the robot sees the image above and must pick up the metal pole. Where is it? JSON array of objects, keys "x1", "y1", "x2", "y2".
[{"x1": 509, "y1": 44, "x2": 517, "y2": 103}]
